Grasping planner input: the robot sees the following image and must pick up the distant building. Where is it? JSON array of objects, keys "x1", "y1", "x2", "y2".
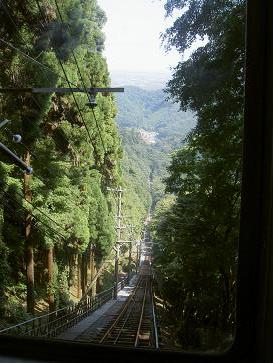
[{"x1": 138, "y1": 129, "x2": 158, "y2": 144}]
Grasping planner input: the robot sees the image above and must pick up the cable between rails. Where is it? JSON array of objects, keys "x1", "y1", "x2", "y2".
[
  {"x1": 134, "y1": 275, "x2": 149, "y2": 347},
  {"x1": 99, "y1": 275, "x2": 142, "y2": 344}
]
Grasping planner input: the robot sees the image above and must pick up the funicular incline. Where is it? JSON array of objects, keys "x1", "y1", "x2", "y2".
[{"x1": 0, "y1": 259, "x2": 159, "y2": 350}]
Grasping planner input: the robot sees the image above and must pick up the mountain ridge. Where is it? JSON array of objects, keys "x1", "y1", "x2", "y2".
[{"x1": 110, "y1": 70, "x2": 171, "y2": 90}]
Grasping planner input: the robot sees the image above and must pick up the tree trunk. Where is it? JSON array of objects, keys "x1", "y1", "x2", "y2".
[
  {"x1": 68, "y1": 254, "x2": 76, "y2": 288},
  {"x1": 81, "y1": 253, "x2": 87, "y2": 295},
  {"x1": 77, "y1": 254, "x2": 82, "y2": 298},
  {"x1": 220, "y1": 268, "x2": 231, "y2": 330},
  {"x1": 128, "y1": 242, "x2": 132, "y2": 278},
  {"x1": 24, "y1": 151, "x2": 35, "y2": 315},
  {"x1": 47, "y1": 246, "x2": 55, "y2": 311},
  {"x1": 96, "y1": 274, "x2": 102, "y2": 293},
  {"x1": 90, "y1": 248, "x2": 96, "y2": 297}
]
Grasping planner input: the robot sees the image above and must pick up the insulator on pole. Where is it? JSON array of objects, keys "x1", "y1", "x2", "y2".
[{"x1": 12, "y1": 134, "x2": 22, "y2": 143}]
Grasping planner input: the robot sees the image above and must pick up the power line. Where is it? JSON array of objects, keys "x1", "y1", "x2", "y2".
[
  {"x1": 0, "y1": 0, "x2": 55, "y2": 88},
  {"x1": 0, "y1": 2, "x2": 78, "y2": 149},
  {"x1": 0, "y1": 179, "x2": 68, "y2": 236},
  {"x1": 53, "y1": 0, "x2": 107, "y2": 154},
  {"x1": 29, "y1": 94, "x2": 72, "y2": 147},
  {"x1": 0, "y1": 129, "x2": 81, "y2": 200},
  {"x1": 57, "y1": 58, "x2": 95, "y2": 149},
  {"x1": 91, "y1": 108, "x2": 107, "y2": 153},
  {"x1": 0, "y1": 197, "x2": 59, "y2": 243},
  {"x1": 33, "y1": 0, "x2": 95, "y2": 151},
  {"x1": 0, "y1": 2, "x2": 115, "y2": 239},
  {"x1": 0, "y1": 190, "x2": 67, "y2": 242},
  {"x1": 0, "y1": 37, "x2": 64, "y2": 85},
  {"x1": 0, "y1": 8, "x2": 89, "y2": 161},
  {"x1": 1, "y1": 2, "x2": 110, "y2": 157},
  {"x1": 0, "y1": 2, "x2": 93, "y2": 197}
]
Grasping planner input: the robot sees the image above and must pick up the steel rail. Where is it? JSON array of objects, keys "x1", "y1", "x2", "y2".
[
  {"x1": 134, "y1": 276, "x2": 149, "y2": 347},
  {"x1": 112, "y1": 295, "x2": 139, "y2": 344},
  {"x1": 99, "y1": 276, "x2": 142, "y2": 343},
  {"x1": 111, "y1": 276, "x2": 150, "y2": 345},
  {"x1": 97, "y1": 273, "x2": 154, "y2": 348}
]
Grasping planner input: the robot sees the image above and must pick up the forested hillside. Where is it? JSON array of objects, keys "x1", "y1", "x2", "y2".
[
  {"x1": 0, "y1": 0, "x2": 126, "y2": 324},
  {"x1": 116, "y1": 86, "x2": 195, "y2": 150},
  {"x1": 115, "y1": 86, "x2": 196, "y2": 225},
  {"x1": 0, "y1": 0, "x2": 195, "y2": 330},
  {"x1": 0, "y1": 0, "x2": 246, "y2": 353},
  {"x1": 151, "y1": 0, "x2": 245, "y2": 351}
]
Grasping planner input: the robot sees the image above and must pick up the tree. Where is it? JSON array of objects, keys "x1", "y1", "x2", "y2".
[
  {"x1": 152, "y1": 0, "x2": 245, "y2": 349},
  {"x1": 0, "y1": 0, "x2": 122, "y2": 319}
]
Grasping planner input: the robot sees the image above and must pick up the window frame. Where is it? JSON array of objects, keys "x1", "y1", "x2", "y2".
[{"x1": 0, "y1": 1, "x2": 272, "y2": 362}]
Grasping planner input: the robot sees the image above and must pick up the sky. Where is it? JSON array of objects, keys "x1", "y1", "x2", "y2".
[{"x1": 97, "y1": 0, "x2": 181, "y2": 74}]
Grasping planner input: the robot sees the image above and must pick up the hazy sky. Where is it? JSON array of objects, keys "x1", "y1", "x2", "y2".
[{"x1": 97, "y1": 0, "x2": 181, "y2": 73}]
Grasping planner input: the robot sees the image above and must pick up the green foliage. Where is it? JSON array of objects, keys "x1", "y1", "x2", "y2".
[
  {"x1": 151, "y1": 0, "x2": 245, "y2": 350},
  {"x1": 0, "y1": 0, "x2": 121, "y2": 319},
  {"x1": 116, "y1": 86, "x2": 196, "y2": 150},
  {"x1": 115, "y1": 85, "x2": 196, "y2": 242}
]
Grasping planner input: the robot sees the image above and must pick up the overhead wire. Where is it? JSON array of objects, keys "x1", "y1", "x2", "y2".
[
  {"x1": 0, "y1": 35, "x2": 96, "y2": 152},
  {"x1": 0, "y1": 38, "x2": 66, "y2": 85},
  {"x1": 33, "y1": 0, "x2": 95, "y2": 150},
  {"x1": 0, "y1": 190, "x2": 67, "y2": 241},
  {"x1": 0, "y1": 129, "x2": 81, "y2": 200},
  {"x1": 0, "y1": 0, "x2": 108, "y2": 170},
  {"x1": 0, "y1": 1, "x2": 119, "y2": 262},
  {"x1": 0, "y1": 0, "x2": 52, "y2": 84},
  {"x1": 0, "y1": 0, "x2": 81, "y2": 162},
  {"x1": 0, "y1": 2, "x2": 91, "y2": 201},
  {"x1": 0, "y1": 8, "x2": 81, "y2": 152},
  {"x1": 55, "y1": 0, "x2": 107, "y2": 154},
  {"x1": 110, "y1": 189, "x2": 136, "y2": 243},
  {"x1": 0, "y1": 0, "x2": 85, "y2": 94},
  {"x1": 1, "y1": 198, "x2": 65, "y2": 244},
  {"x1": 0, "y1": 178, "x2": 68, "y2": 236},
  {"x1": 56, "y1": 58, "x2": 95, "y2": 149}
]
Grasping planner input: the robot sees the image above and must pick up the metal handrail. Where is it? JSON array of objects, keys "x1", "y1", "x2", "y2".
[
  {"x1": 0, "y1": 276, "x2": 129, "y2": 338},
  {"x1": 151, "y1": 280, "x2": 159, "y2": 349},
  {"x1": 99, "y1": 275, "x2": 141, "y2": 343}
]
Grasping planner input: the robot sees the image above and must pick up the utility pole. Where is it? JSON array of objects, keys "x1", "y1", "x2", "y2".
[
  {"x1": 108, "y1": 186, "x2": 125, "y2": 300},
  {"x1": 127, "y1": 224, "x2": 135, "y2": 279},
  {"x1": 114, "y1": 186, "x2": 123, "y2": 300},
  {"x1": 108, "y1": 187, "x2": 137, "y2": 299},
  {"x1": 136, "y1": 241, "x2": 140, "y2": 273}
]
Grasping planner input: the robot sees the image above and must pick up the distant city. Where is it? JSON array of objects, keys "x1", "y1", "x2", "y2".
[{"x1": 138, "y1": 129, "x2": 158, "y2": 144}]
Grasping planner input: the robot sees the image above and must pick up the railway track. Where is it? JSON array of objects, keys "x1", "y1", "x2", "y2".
[{"x1": 76, "y1": 262, "x2": 159, "y2": 349}]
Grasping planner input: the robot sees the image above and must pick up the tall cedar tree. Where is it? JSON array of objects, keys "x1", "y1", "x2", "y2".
[{"x1": 0, "y1": 0, "x2": 121, "y2": 318}]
